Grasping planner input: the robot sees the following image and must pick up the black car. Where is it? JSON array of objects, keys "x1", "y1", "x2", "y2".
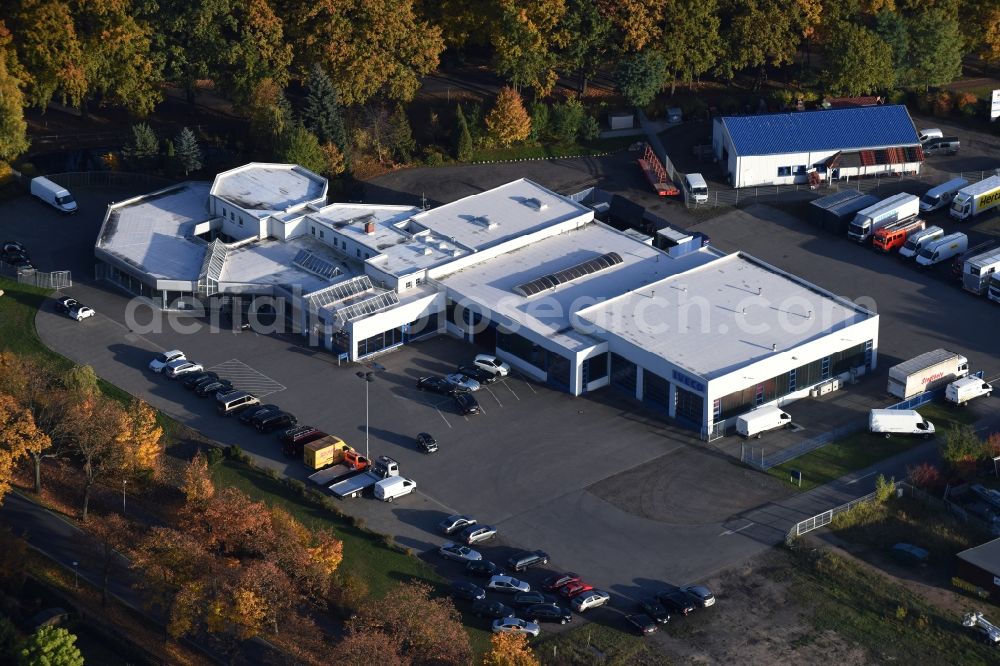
[
  {"x1": 416, "y1": 376, "x2": 456, "y2": 395},
  {"x1": 279, "y1": 425, "x2": 321, "y2": 444},
  {"x1": 53, "y1": 297, "x2": 79, "y2": 314},
  {"x1": 456, "y1": 365, "x2": 500, "y2": 385},
  {"x1": 2, "y1": 241, "x2": 26, "y2": 255},
  {"x1": 625, "y1": 613, "x2": 658, "y2": 636},
  {"x1": 470, "y1": 600, "x2": 515, "y2": 619},
  {"x1": 507, "y1": 550, "x2": 549, "y2": 572},
  {"x1": 195, "y1": 379, "x2": 233, "y2": 397},
  {"x1": 416, "y1": 432, "x2": 438, "y2": 453},
  {"x1": 657, "y1": 589, "x2": 695, "y2": 616},
  {"x1": 465, "y1": 560, "x2": 500, "y2": 579},
  {"x1": 240, "y1": 404, "x2": 279, "y2": 425},
  {"x1": 454, "y1": 392, "x2": 480, "y2": 415},
  {"x1": 512, "y1": 592, "x2": 556, "y2": 607},
  {"x1": 451, "y1": 581, "x2": 486, "y2": 602},
  {"x1": 526, "y1": 603, "x2": 572, "y2": 625},
  {"x1": 256, "y1": 411, "x2": 296, "y2": 433},
  {"x1": 637, "y1": 598, "x2": 670, "y2": 624},
  {"x1": 182, "y1": 371, "x2": 218, "y2": 389}
]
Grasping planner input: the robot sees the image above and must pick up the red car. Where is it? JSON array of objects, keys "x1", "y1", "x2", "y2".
[
  {"x1": 542, "y1": 572, "x2": 581, "y2": 592},
  {"x1": 559, "y1": 581, "x2": 594, "y2": 599}
]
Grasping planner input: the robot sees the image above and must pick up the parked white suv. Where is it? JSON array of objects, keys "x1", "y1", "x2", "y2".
[
  {"x1": 165, "y1": 361, "x2": 204, "y2": 379},
  {"x1": 149, "y1": 350, "x2": 185, "y2": 373},
  {"x1": 474, "y1": 354, "x2": 510, "y2": 377}
]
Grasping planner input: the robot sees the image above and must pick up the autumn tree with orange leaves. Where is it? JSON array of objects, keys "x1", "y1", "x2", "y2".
[
  {"x1": 0, "y1": 393, "x2": 50, "y2": 504},
  {"x1": 483, "y1": 631, "x2": 540, "y2": 666}
]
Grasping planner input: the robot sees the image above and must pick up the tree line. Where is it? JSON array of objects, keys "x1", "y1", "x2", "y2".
[{"x1": 1, "y1": 0, "x2": 999, "y2": 171}]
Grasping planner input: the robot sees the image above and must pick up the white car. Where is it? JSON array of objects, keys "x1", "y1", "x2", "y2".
[
  {"x1": 438, "y1": 542, "x2": 482, "y2": 563},
  {"x1": 571, "y1": 590, "x2": 610, "y2": 612},
  {"x1": 487, "y1": 575, "x2": 531, "y2": 594},
  {"x1": 149, "y1": 350, "x2": 185, "y2": 373},
  {"x1": 165, "y1": 361, "x2": 204, "y2": 379},
  {"x1": 492, "y1": 617, "x2": 540, "y2": 637},
  {"x1": 474, "y1": 354, "x2": 510, "y2": 377},
  {"x1": 69, "y1": 306, "x2": 95, "y2": 321}
]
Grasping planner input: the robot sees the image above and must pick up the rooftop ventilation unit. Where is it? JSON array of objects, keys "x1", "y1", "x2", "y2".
[
  {"x1": 422, "y1": 247, "x2": 433, "y2": 255},
  {"x1": 523, "y1": 197, "x2": 547, "y2": 211}
]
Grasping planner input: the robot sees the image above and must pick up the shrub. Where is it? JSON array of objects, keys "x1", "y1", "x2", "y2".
[
  {"x1": 225, "y1": 444, "x2": 243, "y2": 460},
  {"x1": 350, "y1": 515, "x2": 366, "y2": 530},
  {"x1": 895, "y1": 605, "x2": 908, "y2": 620},
  {"x1": 932, "y1": 90, "x2": 953, "y2": 117},
  {"x1": 205, "y1": 447, "x2": 224, "y2": 466},
  {"x1": 941, "y1": 424, "x2": 983, "y2": 467},
  {"x1": 287, "y1": 478, "x2": 306, "y2": 495},
  {"x1": 956, "y1": 92, "x2": 979, "y2": 117},
  {"x1": 874, "y1": 474, "x2": 896, "y2": 503},
  {"x1": 422, "y1": 146, "x2": 447, "y2": 166},
  {"x1": 550, "y1": 98, "x2": 587, "y2": 144},
  {"x1": 906, "y1": 462, "x2": 942, "y2": 490},
  {"x1": 529, "y1": 101, "x2": 550, "y2": 142},
  {"x1": 885, "y1": 90, "x2": 907, "y2": 105},
  {"x1": 580, "y1": 115, "x2": 600, "y2": 141},
  {"x1": 679, "y1": 97, "x2": 708, "y2": 120},
  {"x1": 264, "y1": 467, "x2": 280, "y2": 480}
]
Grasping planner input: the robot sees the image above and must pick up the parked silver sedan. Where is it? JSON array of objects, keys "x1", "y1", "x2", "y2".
[
  {"x1": 438, "y1": 542, "x2": 483, "y2": 563},
  {"x1": 488, "y1": 575, "x2": 531, "y2": 594},
  {"x1": 445, "y1": 372, "x2": 481, "y2": 392}
]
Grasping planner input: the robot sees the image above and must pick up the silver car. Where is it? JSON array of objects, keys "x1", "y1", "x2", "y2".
[
  {"x1": 439, "y1": 515, "x2": 477, "y2": 535},
  {"x1": 488, "y1": 575, "x2": 531, "y2": 594},
  {"x1": 571, "y1": 589, "x2": 611, "y2": 612},
  {"x1": 438, "y1": 542, "x2": 482, "y2": 563},
  {"x1": 445, "y1": 373, "x2": 481, "y2": 392},
  {"x1": 461, "y1": 524, "x2": 497, "y2": 545},
  {"x1": 492, "y1": 617, "x2": 540, "y2": 637}
]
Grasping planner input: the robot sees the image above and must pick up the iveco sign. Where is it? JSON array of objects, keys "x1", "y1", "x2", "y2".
[{"x1": 672, "y1": 370, "x2": 705, "y2": 394}]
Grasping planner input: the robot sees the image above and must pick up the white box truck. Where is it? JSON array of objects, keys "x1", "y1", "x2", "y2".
[
  {"x1": 989, "y1": 274, "x2": 1000, "y2": 304},
  {"x1": 869, "y1": 409, "x2": 935, "y2": 439},
  {"x1": 847, "y1": 193, "x2": 919, "y2": 243},
  {"x1": 30, "y1": 176, "x2": 77, "y2": 214},
  {"x1": 963, "y1": 249, "x2": 1000, "y2": 295},
  {"x1": 950, "y1": 175, "x2": 1000, "y2": 221},
  {"x1": 945, "y1": 376, "x2": 992, "y2": 405},
  {"x1": 915, "y1": 232, "x2": 968, "y2": 267},
  {"x1": 898, "y1": 226, "x2": 943, "y2": 259},
  {"x1": 919, "y1": 178, "x2": 967, "y2": 213},
  {"x1": 736, "y1": 405, "x2": 792, "y2": 439},
  {"x1": 374, "y1": 476, "x2": 417, "y2": 502},
  {"x1": 887, "y1": 349, "x2": 969, "y2": 399}
]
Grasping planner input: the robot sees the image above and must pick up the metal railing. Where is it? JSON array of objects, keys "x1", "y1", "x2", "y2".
[
  {"x1": 0, "y1": 261, "x2": 72, "y2": 289},
  {"x1": 787, "y1": 482, "x2": 920, "y2": 542}
]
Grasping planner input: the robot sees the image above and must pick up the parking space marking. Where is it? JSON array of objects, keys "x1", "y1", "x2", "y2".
[
  {"x1": 500, "y1": 380, "x2": 520, "y2": 401},
  {"x1": 846, "y1": 470, "x2": 878, "y2": 485},
  {"x1": 718, "y1": 522, "x2": 754, "y2": 537},
  {"x1": 483, "y1": 386, "x2": 503, "y2": 407},
  {"x1": 206, "y1": 359, "x2": 286, "y2": 397},
  {"x1": 430, "y1": 398, "x2": 453, "y2": 428},
  {"x1": 520, "y1": 378, "x2": 537, "y2": 394}
]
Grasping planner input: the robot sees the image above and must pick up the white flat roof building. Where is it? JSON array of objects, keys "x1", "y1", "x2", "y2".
[{"x1": 210, "y1": 163, "x2": 327, "y2": 217}]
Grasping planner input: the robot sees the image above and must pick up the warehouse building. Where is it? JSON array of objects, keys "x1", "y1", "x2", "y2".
[
  {"x1": 95, "y1": 163, "x2": 879, "y2": 438},
  {"x1": 956, "y1": 538, "x2": 1000, "y2": 596},
  {"x1": 712, "y1": 105, "x2": 923, "y2": 188}
]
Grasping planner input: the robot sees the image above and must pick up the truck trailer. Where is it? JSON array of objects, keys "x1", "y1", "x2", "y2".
[
  {"x1": 872, "y1": 217, "x2": 925, "y2": 253},
  {"x1": 916, "y1": 232, "x2": 968, "y2": 267},
  {"x1": 329, "y1": 455, "x2": 399, "y2": 498},
  {"x1": 950, "y1": 175, "x2": 1000, "y2": 221},
  {"x1": 303, "y1": 435, "x2": 351, "y2": 470},
  {"x1": 919, "y1": 178, "x2": 967, "y2": 213},
  {"x1": 847, "y1": 193, "x2": 919, "y2": 243},
  {"x1": 963, "y1": 249, "x2": 1000, "y2": 295},
  {"x1": 887, "y1": 349, "x2": 969, "y2": 400},
  {"x1": 952, "y1": 239, "x2": 1000, "y2": 280},
  {"x1": 989, "y1": 274, "x2": 1000, "y2": 305}
]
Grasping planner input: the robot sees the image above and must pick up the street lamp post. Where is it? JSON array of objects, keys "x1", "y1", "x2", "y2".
[
  {"x1": 356, "y1": 371, "x2": 375, "y2": 460},
  {"x1": 72, "y1": 561, "x2": 79, "y2": 590}
]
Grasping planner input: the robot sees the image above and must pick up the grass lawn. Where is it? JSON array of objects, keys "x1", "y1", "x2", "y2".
[
  {"x1": 786, "y1": 544, "x2": 998, "y2": 665},
  {"x1": 470, "y1": 136, "x2": 634, "y2": 162},
  {"x1": 534, "y1": 621, "x2": 667, "y2": 665},
  {"x1": 769, "y1": 402, "x2": 978, "y2": 492}
]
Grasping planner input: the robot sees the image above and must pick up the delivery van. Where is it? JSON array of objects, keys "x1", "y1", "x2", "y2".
[
  {"x1": 916, "y1": 232, "x2": 968, "y2": 267},
  {"x1": 736, "y1": 405, "x2": 792, "y2": 439},
  {"x1": 919, "y1": 178, "x2": 967, "y2": 213},
  {"x1": 684, "y1": 173, "x2": 709, "y2": 203},
  {"x1": 945, "y1": 377, "x2": 992, "y2": 406},
  {"x1": 868, "y1": 409, "x2": 935, "y2": 439},
  {"x1": 374, "y1": 476, "x2": 417, "y2": 502},
  {"x1": 899, "y1": 226, "x2": 944, "y2": 259},
  {"x1": 30, "y1": 176, "x2": 77, "y2": 214}
]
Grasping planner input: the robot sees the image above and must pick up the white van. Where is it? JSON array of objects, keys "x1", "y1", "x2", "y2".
[
  {"x1": 868, "y1": 409, "x2": 935, "y2": 438},
  {"x1": 31, "y1": 176, "x2": 77, "y2": 214},
  {"x1": 736, "y1": 405, "x2": 791, "y2": 439},
  {"x1": 918, "y1": 128, "x2": 943, "y2": 144},
  {"x1": 684, "y1": 173, "x2": 709, "y2": 204},
  {"x1": 919, "y1": 178, "x2": 967, "y2": 213},
  {"x1": 945, "y1": 377, "x2": 992, "y2": 406},
  {"x1": 916, "y1": 232, "x2": 968, "y2": 267},
  {"x1": 374, "y1": 476, "x2": 417, "y2": 502},
  {"x1": 899, "y1": 226, "x2": 943, "y2": 258}
]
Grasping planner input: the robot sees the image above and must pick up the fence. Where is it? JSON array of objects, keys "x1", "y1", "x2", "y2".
[
  {"x1": 884, "y1": 371, "x2": 984, "y2": 411},
  {"x1": 43, "y1": 171, "x2": 176, "y2": 190},
  {"x1": 686, "y1": 168, "x2": 1000, "y2": 210},
  {"x1": 786, "y1": 482, "x2": 920, "y2": 542},
  {"x1": 0, "y1": 261, "x2": 72, "y2": 289}
]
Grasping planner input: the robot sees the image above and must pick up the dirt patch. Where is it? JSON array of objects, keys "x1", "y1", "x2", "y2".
[{"x1": 589, "y1": 445, "x2": 791, "y2": 525}]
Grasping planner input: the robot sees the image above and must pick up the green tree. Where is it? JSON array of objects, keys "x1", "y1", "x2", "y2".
[
  {"x1": 615, "y1": 49, "x2": 666, "y2": 108},
  {"x1": 550, "y1": 98, "x2": 586, "y2": 143},
  {"x1": 219, "y1": 0, "x2": 293, "y2": 105},
  {"x1": 823, "y1": 22, "x2": 895, "y2": 95},
  {"x1": 0, "y1": 615, "x2": 17, "y2": 663},
  {"x1": 123, "y1": 123, "x2": 159, "y2": 162},
  {"x1": 903, "y1": 6, "x2": 963, "y2": 89},
  {"x1": 174, "y1": 127, "x2": 203, "y2": 175},
  {"x1": 528, "y1": 101, "x2": 549, "y2": 141},
  {"x1": 17, "y1": 626, "x2": 84, "y2": 666},
  {"x1": 715, "y1": 0, "x2": 806, "y2": 84},
  {"x1": 602, "y1": 0, "x2": 667, "y2": 52},
  {"x1": 279, "y1": 124, "x2": 324, "y2": 173},
  {"x1": 873, "y1": 9, "x2": 910, "y2": 85},
  {"x1": 942, "y1": 424, "x2": 983, "y2": 466},
  {"x1": 491, "y1": 0, "x2": 568, "y2": 98},
  {"x1": 247, "y1": 77, "x2": 291, "y2": 152},
  {"x1": 660, "y1": 0, "x2": 723, "y2": 94},
  {"x1": 303, "y1": 64, "x2": 346, "y2": 150},
  {"x1": 0, "y1": 22, "x2": 28, "y2": 162},
  {"x1": 485, "y1": 87, "x2": 532, "y2": 147},
  {"x1": 453, "y1": 104, "x2": 473, "y2": 161},
  {"x1": 11, "y1": 0, "x2": 88, "y2": 109},
  {"x1": 387, "y1": 106, "x2": 416, "y2": 163},
  {"x1": 559, "y1": 0, "x2": 613, "y2": 95},
  {"x1": 156, "y1": 0, "x2": 233, "y2": 103},
  {"x1": 77, "y1": 0, "x2": 162, "y2": 116}
]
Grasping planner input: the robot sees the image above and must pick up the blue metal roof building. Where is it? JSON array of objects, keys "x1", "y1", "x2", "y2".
[{"x1": 711, "y1": 105, "x2": 924, "y2": 188}]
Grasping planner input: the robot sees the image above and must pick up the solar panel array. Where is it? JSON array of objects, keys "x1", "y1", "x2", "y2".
[
  {"x1": 514, "y1": 252, "x2": 624, "y2": 297},
  {"x1": 305, "y1": 275, "x2": 374, "y2": 309},
  {"x1": 293, "y1": 250, "x2": 342, "y2": 280},
  {"x1": 334, "y1": 290, "x2": 400, "y2": 324}
]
